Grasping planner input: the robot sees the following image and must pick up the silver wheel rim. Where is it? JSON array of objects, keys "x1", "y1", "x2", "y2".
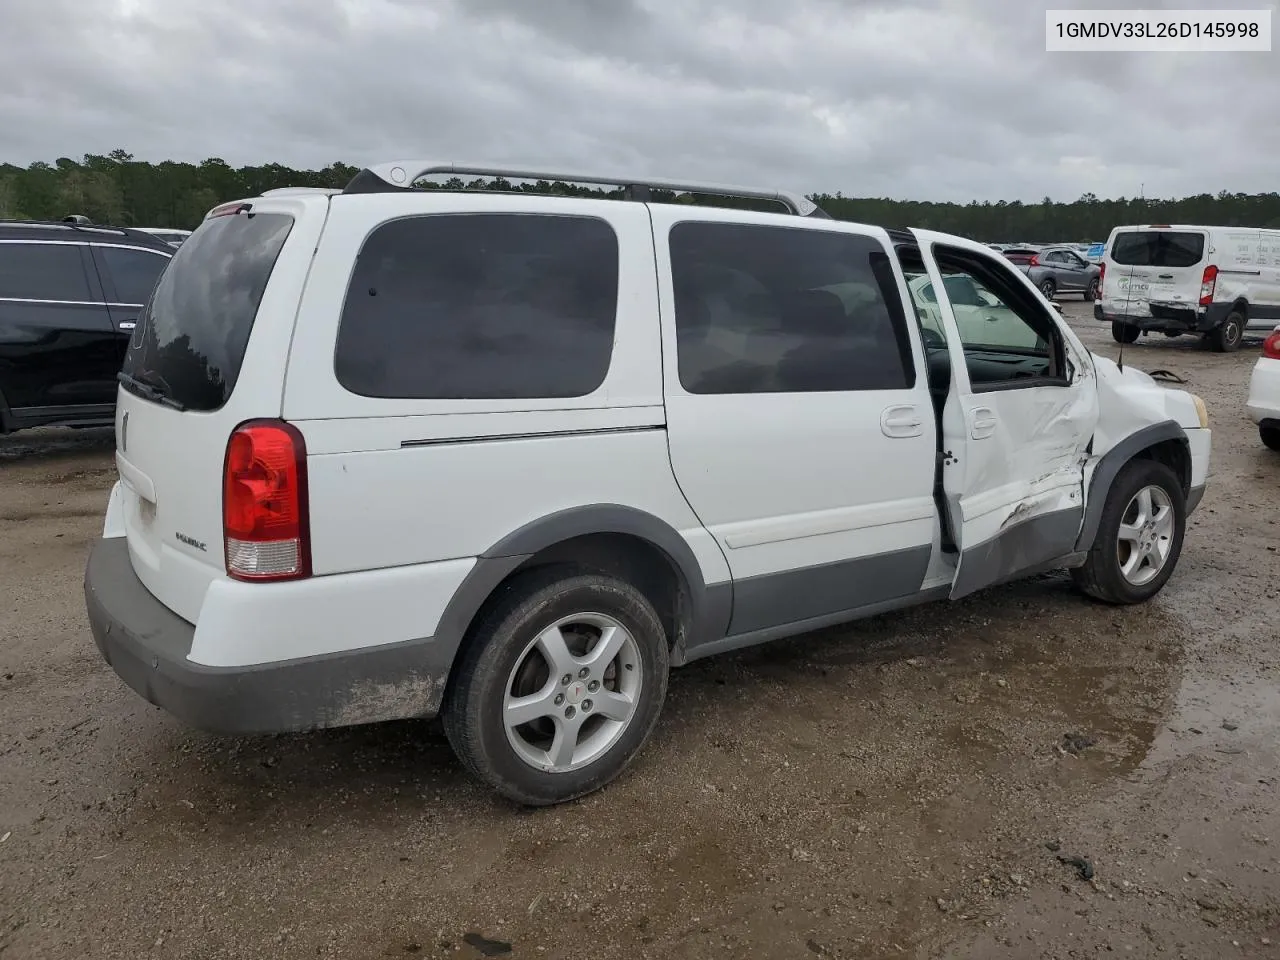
[
  {"x1": 1041, "y1": 282, "x2": 1054, "y2": 297},
  {"x1": 1116, "y1": 484, "x2": 1176, "y2": 586},
  {"x1": 503, "y1": 612, "x2": 643, "y2": 774}
]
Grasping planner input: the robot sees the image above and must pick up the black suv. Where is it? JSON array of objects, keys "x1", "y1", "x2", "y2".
[{"x1": 0, "y1": 220, "x2": 173, "y2": 433}]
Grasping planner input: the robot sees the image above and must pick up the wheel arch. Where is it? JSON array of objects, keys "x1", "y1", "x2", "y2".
[
  {"x1": 433, "y1": 506, "x2": 731, "y2": 691},
  {"x1": 1075, "y1": 421, "x2": 1190, "y2": 553}
]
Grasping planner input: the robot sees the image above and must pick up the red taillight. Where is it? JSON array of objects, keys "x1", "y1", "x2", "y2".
[
  {"x1": 222, "y1": 420, "x2": 310, "y2": 582},
  {"x1": 1199, "y1": 265, "x2": 1218, "y2": 306},
  {"x1": 1028, "y1": 254, "x2": 1039, "y2": 266},
  {"x1": 1098, "y1": 262, "x2": 1106, "y2": 292},
  {"x1": 1263, "y1": 329, "x2": 1280, "y2": 360}
]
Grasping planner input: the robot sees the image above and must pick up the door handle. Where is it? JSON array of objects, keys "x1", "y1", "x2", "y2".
[
  {"x1": 970, "y1": 406, "x2": 998, "y2": 440},
  {"x1": 881, "y1": 404, "x2": 924, "y2": 438},
  {"x1": 119, "y1": 321, "x2": 136, "y2": 331}
]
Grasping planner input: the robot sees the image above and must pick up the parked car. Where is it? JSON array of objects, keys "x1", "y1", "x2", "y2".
[
  {"x1": 1095, "y1": 224, "x2": 1280, "y2": 351},
  {"x1": 84, "y1": 160, "x2": 1211, "y2": 807},
  {"x1": 1247, "y1": 324, "x2": 1280, "y2": 451},
  {"x1": 0, "y1": 220, "x2": 173, "y2": 434},
  {"x1": 1019, "y1": 244, "x2": 1103, "y2": 301},
  {"x1": 136, "y1": 227, "x2": 192, "y2": 248}
]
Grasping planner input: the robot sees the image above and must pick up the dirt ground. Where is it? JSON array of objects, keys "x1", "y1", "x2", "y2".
[{"x1": 2, "y1": 302, "x2": 1278, "y2": 960}]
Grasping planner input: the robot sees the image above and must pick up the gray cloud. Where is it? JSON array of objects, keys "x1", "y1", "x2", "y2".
[{"x1": 0, "y1": 0, "x2": 1275, "y2": 201}]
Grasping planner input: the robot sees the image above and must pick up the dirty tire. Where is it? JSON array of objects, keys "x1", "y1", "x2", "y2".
[
  {"x1": 1261, "y1": 425, "x2": 1280, "y2": 452},
  {"x1": 442, "y1": 568, "x2": 669, "y2": 807},
  {"x1": 1085, "y1": 278, "x2": 1100, "y2": 302},
  {"x1": 1209, "y1": 311, "x2": 1245, "y2": 352},
  {"x1": 1112, "y1": 321, "x2": 1140, "y2": 344},
  {"x1": 1039, "y1": 279, "x2": 1056, "y2": 300},
  {"x1": 1072, "y1": 458, "x2": 1186, "y2": 605}
]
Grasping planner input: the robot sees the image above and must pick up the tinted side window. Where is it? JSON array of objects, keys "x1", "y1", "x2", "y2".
[
  {"x1": 334, "y1": 214, "x2": 619, "y2": 400},
  {"x1": 669, "y1": 222, "x2": 914, "y2": 395},
  {"x1": 0, "y1": 243, "x2": 93, "y2": 301},
  {"x1": 96, "y1": 247, "x2": 170, "y2": 304}
]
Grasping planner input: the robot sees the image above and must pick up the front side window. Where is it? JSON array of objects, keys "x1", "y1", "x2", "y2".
[
  {"x1": 668, "y1": 222, "x2": 914, "y2": 394},
  {"x1": 0, "y1": 243, "x2": 93, "y2": 302},
  {"x1": 334, "y1": 214, "x2": 619, "y2": 400},
  {"x1": 909, "y1": 246, "x2": 1065, "y2": 389}
]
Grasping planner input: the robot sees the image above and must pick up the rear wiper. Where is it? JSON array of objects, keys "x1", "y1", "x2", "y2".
[{"x1": 117, "y1": 371, "x2": 186, "y2": 411}]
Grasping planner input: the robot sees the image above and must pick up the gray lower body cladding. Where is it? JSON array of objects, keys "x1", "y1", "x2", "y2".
[{"x1": 84, "y1": 537, "x2": 454, "y2": 734}]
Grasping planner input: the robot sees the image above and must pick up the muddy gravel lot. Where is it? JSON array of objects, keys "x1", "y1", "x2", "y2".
[{"x1": 2, "y1": 303, "x2": 1278, "y2": 960}]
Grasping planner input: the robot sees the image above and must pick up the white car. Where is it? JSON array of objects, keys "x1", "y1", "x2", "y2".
[
  {"x1": 84, "y1": 160, "x2": 1211, "y2": 806},
  {"x1": 1247, "y1": 325, "x2": 1280, "y2": 451}
]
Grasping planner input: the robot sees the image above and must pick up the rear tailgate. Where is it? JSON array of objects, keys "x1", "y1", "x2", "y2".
[
  {"x1": 113, "y1": 196, "x2": 328, "y2": 624},
  {"x1": 1103, "y1": 229, "x2": 1207, "y2": 316}
]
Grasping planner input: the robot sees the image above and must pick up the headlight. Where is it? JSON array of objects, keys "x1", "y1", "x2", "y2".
[{"x1": 1191, "y1": 394, "x2": 1209, "y2": 429}]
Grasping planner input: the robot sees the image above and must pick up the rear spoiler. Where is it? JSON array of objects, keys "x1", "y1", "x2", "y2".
[{"x1": 203, "y1": 187, "x2": 342, "y2": 220}]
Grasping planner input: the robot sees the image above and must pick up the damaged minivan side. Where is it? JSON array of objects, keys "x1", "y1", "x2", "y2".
[{"x1": 84, "y1": 162, "x2": 1212, "y2": 807}]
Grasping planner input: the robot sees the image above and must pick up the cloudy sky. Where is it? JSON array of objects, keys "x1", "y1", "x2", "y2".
[{"x1": 1, "y1": 0, "x2": 1276, "y2": 202}]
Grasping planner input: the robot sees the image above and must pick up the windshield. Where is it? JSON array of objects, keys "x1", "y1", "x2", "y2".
[
  {"x1": 122, "y1": 212, "x2": 293, "y2": 411},
  {"x1": 1111, "y1": 231, "x2": 1205, "y2": 268}
]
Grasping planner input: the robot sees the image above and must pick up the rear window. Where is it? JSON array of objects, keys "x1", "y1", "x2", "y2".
[
  {"x1": 1111, "y1": 231, "x2": 1205, "y2": 268},
  {"x1": 122, "y1": 212, "x2": 294, "y2": 411},
  {"x1": 334, "y1": 213, "x2": 619, "y2": 400}
]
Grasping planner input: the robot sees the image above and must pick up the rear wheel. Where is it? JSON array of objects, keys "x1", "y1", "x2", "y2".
[
  {"x1": 1085, "y1": 278, "x2": 1100, "y2": 302},
  {"x1": 1261, "y1": 425, "x2": 1280, "y2": 452},
  {"x1": 1072, "y1": 459, "x2": 1186, "y2": 604},
  {"x1": 1112, "y1": 321, "x2": 1140, "y2": 344},
  {"x1": 1039, "y1": 279, "x2": 1056, "y2": 300},
  {"x1": 443, "y1": 569, "x2": 670, "y2": 806},
  {"x1": 1209, "y1": 310, "x2": 1245, "y2": 352}
]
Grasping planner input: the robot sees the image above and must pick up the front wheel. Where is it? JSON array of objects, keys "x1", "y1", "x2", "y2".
[
  {"x1": 1261, "y1": 424, "x2": 1280, "y2": 452},
  {"x1": 1209, "y1": 311, "x2": 1245, "y2": 352},
  {"x1": 443, "y1": 569, "x2": 670, "y2": 806},
  {"x1": 1112, "y1": 321, "x2": 1140, "y2": 344},
  {"x1": 1072, "y1": 459, "x2": 1186, "y2": 604}
]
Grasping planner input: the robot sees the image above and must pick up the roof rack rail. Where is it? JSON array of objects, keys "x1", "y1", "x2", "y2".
[
  {"x1": 341, "y1": 160, "x2": 829, "y2": 218},
  {"x1": 260, "y1": 187, "x2": 343, "y2": 197},
  {"x1": 0, "y1": 218, "x2": 134, "y2": 237}
]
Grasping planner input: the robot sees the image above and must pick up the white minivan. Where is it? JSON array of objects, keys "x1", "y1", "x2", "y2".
[
  {"x1": 85, "y1": 162, "x2": 1212, "y2": 806},
  {"x1": 1095, "y1": 224, "x2": 1280, "y2": 352}
]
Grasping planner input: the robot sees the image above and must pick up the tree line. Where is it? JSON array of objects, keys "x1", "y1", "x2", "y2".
[{"x1": 2, "y1": 150, "x2": 1278, "y2": 242}]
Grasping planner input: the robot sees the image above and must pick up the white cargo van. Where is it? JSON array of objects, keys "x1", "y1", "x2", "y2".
[{"x1": 1095, "y1": 224, "x2": 1280, "y2": 352}]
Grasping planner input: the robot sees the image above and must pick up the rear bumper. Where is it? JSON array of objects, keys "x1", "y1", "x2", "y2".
[
  {"x1": 1094, "y1": 303, "x2": 1223, "y2": 333},
  {"x1": 84, "y1": 537, "x2": 451, "y2": 734}
]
